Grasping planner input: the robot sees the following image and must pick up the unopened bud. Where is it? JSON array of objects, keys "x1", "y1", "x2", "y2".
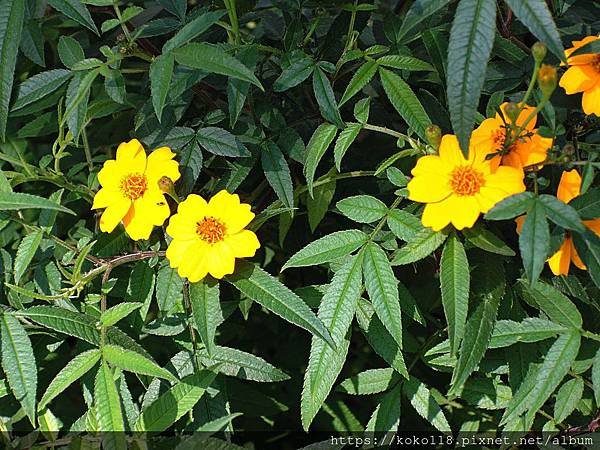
[
  {"x1": 562, "y1": 143, "x2": 576, "y2": 155},
  {"x1": 425, "y1": 124, "x2": 442, "y2": 150},
  {"x1": 504, "y1": 102, "x2": 521, "y2": 124},
  {"x1": 531, "y1": 42, "x2": 547, "y2": 63},
  {"x1": 538, "y1": 65, "x2": 558, "y2": 96},
  {"x1": 158, "y1": 176, "x2": 179, "y2": 202}
]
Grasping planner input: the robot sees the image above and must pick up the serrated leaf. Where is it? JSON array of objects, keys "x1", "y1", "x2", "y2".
[
  {"x1": 570, "y1": 188, "x2": 600, "y2": 220},
  {"x1": 94, "y1": 362, "x2": 126, "y2": 450},
  {"x1": 338, "y1": 368, "x2": 399, "y2": 395},
  {"x1": 446, "y1": 0, "x2": 496, "y2": 154},
  {"x1": 572, "y1": 230, "x2": 600, "y2": 289},
  {"x1": 48, "y1": 0, "x2": 99, "y2": 35},
  {"x1": 488, "y1": 318, "x2": 570, "y2": 349},
  {"x1": 226, "y1": 262, "x2": 334, "y2": 349},
  {"x1": 134, "y1": 371, "x2": 217, "y2": 432},
  {"x1": 14, "y1": 231, "x2": 43, "y2": 284},
  {"x1": 261, "y1": 141, "x2": 294, "y2": 209},
  {"x1": 377, "y1": 55, "x2": 434, "y2": 71},
  {"x1": 363, "y1": 242, "x2": 403, "y2": 347},
  {"x1": 100, "y1": 303, "x2": 142, "y2": 328},
  {"x1": 301, "y1": 253, "x2": 365, "y2": 430},
  {"x1": 519, "y1": 200, "x2": 549, "y2": 285},
  {"x1": 387, "y1": 209, "x2": 422, "y2": 242},
  {"x1": 304, "y1": 123, "x2": 338, "y2": 197},
  {"x1": 538, "y1": 195, "x2": 585, "y2": 233},
  {"x1": 307, "y1": 179, "x2": 336, "y2": 232},
  {"x1": 334, "y1": 122, "x2": 362, "y2": 170},
  {"x1": 162, "y1": 10, "x2": 224, "y2": 52},
  {"x1": 39, "y1": 349, "x2": 101, "y2": 410},
  {"x1": 504, "y1": 0, "x2": 565, "y2": 61},
  {"x1": 463, "y1": 224, "x2": 515, "y2": 256},
  {"x1": 366, "y1": 383, "x2": 402, "y2": 432},
  {"x1": 379, "y1": 67, "x2": 430, "y2": 140},
  {"x1": 517, "y1": 279, "x2": 582, "y2": 329},
  {"x1": 103, "y1": 345, "x2": 177, "y2": 382},
  {"x1": 155, "y1": 263, "x2": 183, "y2": 313},
  {"x1": 391, "y1": 228, "x2": 448, "y2": 265},
  {"x1": 396, "y1": 0, "x2": 452, "y2": 43},
  {"x1": 440, "y1": 234, "x2": 470, "y2": 356},
  {"x1": 150, "y1": 53, "x2": 174, "y2": 123},
  {"x1": 0, "y1": 0, "x2": 25, "y2": 140},
  {"x1": 273, "y1": 56, "x2": 314, "y2": 92},
  {"x1": 403, "y1": 377, "x2": 450, "y2": 432},
  {"x1": 196, "y1": 127, "x2": 250, "y2": 158},
  {"x1": 173, "y1": 43, "x2": 263, "y2": 89},
  {"x1": 336, "y1": 195, "x2": 387, "y2": 223},
  {"x1": 485, "y1": 192, "x2": 535, "y2": 220},
  {"x1": 199, "y1": 346, "x2": 289, "y2": 382},
  {"x1": 64, "y1": 69, "x2": 99, "y2": 139},
  {"x1": 554, "y1": 377, "x2": 583, "y2": 423},
  {"x1": 11, "y1": 69, "x2": 72, "y2": 111},
  {"x1": 0, "y1": 314, "x2": 37, "y2": 426},
  {"x1": 189, "y1": 278, "x2": 222, "y2": 357},
  {"x1": 339, "y1": 60, "x2": 378, "y2": 106},
  {"x1": 312, "y1": 66, "x2": 344, "y2": 128},
  {"x1": 592, "y1": 348, "x2": 600, "y2": 406},
  {"x1": 283, "y1": 230, "x2": 368, "y2": 270}
]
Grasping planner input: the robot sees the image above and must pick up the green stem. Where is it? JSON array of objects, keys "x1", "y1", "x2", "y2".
[
  {"x1": 182, "y1": 282, "x2": 201, "y2": 372},
  {"x1": 82, "y1": 127, "x2": 93, "y2": 171},
  {"x1": 223, "y1": 0, "x2": 241, "y2": 45},
  {"x1": 113, "y1": 4, "x2": 132, "y2": 43},
  {"x1": 521, "y1": 60, "x2": 541, "y2": 108}
]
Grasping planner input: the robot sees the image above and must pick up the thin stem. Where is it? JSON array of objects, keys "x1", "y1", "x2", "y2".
[
  {"x1": 521, "y1": 60, "x2": 541, "y2": 108},
  {"x1": 363, "y1": 123, "x2": 410, "y2": 141},
  {"x1": 223, "y1": 0, "x2": 241, "y2": 45},
  {"x1": 113, "y1": 4, "x2": 132, "y2": 43},
  {"x1": 82, "y1": 127, "x2": 93, "y2": 171},
  {"x1": 182, "y1": 281, "x2": 201, "y2": 372}
]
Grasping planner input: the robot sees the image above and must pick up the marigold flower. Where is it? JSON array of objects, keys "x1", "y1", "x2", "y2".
[
  {"x1": 92, "y1": 139, "x2": 180, "y2": 240},
  {"x1": 559, "y1": 35, "x2": 600, "y2": 116},
  {"x1": 516, "y1": 170, "x2": 600, "y2": 276},
  {"x1": 407, "y1": 134, "x2": 525, "y2": 231},
  {"x1": 166, "y1": 190, "x2": 260, "y2": 282},
  {"x1": 471, "y1": 102, "x2": 553, "y2": 170}
]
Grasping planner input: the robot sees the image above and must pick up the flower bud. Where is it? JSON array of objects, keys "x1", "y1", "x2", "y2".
[
  {"x1": 504, "y1": 102, "x2": 521, "y2": 124},
  {"x1": 562, "y1": 143, "x2": 576, "y2": 155},
  {"x1": 537, "y1": 64, "x2": 558, "y2": 96},
  {"x1": 531, "y1": 42, "x2": 547, "y2": 63},
  {"x1": 425, "y1": 124, "x2": 442, "y2": 150},
  {"x1": 158, "y1": 176, "x2": 179, "y2": 202}
]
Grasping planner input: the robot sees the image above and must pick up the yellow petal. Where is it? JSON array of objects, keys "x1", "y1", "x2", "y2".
[
  {"x1": 471, "y1": 118, "x2": 503, "y2": 152},
  {"x1": 224, "y1": 230, "x2": 261, "y2": 258},
  {"x1": 421, "y1": 195, "x2": 481, "y2": 231},
  {"x1": 547, "y1": 240, "x2": 572, "y2": 276},
  {"x1": 438, "y1": 134, "x2": 470, "y2": 166},
  {"x1": 166, "y1": 212, "x2": 197, "y2": 241},
  {"x1": 556, "y1": 170, "x2": 581, "y2": 204},
  {"x1": 478, "y1": 166, "x2": 526, "y2": 212},
  {"x1": 123, "y1": 190, "x2": 170, "y2": 240},
  {"x1": 565, "y1": 36, "x2": 600, "y2": 65},
  {"x1": 207, "y1": 190, "x2": 254, "y2": 234},
  {"x1": 500, "y1": 103, "x2": 537, "y2": 130},
  {"x1": 559, "y1": 65, "x2": 598, "y2": 94},
  {"x1": 92, "y1": 187, "x2": 119, "y2": 209},
  {"x1": 582, "y1": 82, "x2": 600, "y2": 116},
  {"x1": 116, "y1": 139, "x2": 146, "y2": 173},
  {"x1": 205, "y1": 243, "x2": 236, "y2": 279},
  {"x1": 145, "y1": 146, "x2": 181, "y2": 187},
  {"x1": 407, "y1": 171, "x2": 451, "y2": 203},
  {"x1": 99, "y1": 197, "x2": 131, "y2": 233},
  {"x1": 177, "y1": 241, "x2": 209, "y2": 282},
  {"x1": 176, "y1": 194, "x2": 209, "y2": 220},
  {"x1": 97, "y1": 160, "x2": 127, "y2": 190}
]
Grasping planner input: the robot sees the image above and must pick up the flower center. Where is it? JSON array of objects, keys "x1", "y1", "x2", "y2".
[
  {"x1": 196, "y1": 216, "x2": 227, "y2": 244},
  {"x1": 449, "y1": 166, "x2": 485, "y2": 196},
  {"x1": 120, "y1": 173, "x2": 148, "y2": 200}
]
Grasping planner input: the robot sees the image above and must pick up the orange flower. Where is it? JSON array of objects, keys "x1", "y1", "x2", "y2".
[
  {"x1": 559, "y1": 35, "x2": 600, "y2": 116},
  {"x1": 471, "y1": 102, "x2": 552, "y2": 170},
  {"x1": 516, "y1": 170, "x2": 600, "y2": 276}
]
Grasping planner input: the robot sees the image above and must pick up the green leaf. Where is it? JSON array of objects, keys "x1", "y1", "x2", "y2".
[
  {"x1": 226, "y1": 262, "x2": 335, "y2": 349},
  {"x1": 334, "y1": 122, "x2": 362, "y2": 170},
  {"x1": 517, "y1": 280, "x2": 582, "y2": 329},
  {"x1": 283, "y1": 230, "x2": 368, "y2": 270},
  {"x1": 101, "y1": 302, "x2": 142, "y2": 328},
  {"x1": 134, "y1": 371, "x2": 217, "y2": 432},
  {"x1": 403, "y1": 377, "x2": 451, "y2": 432},
  {"x1": 162, "y1": 10, "x2": 224, "y2": 53},
  {"x1": 440, "y1": 234, "x2": 470, "y2": 356},
  {"x1": 379, "y1": 67, "x2": 431, "y2": 140},
  {"x1": 11, "y1": 69, "x2": 72, "y2": 111},
  {"x1": 0, "y1": 0, "x2": 25, "y2": 139},
  {"x1": 377, "y1": 55, "x2": 434, "y2": 72},
  {"x1": 363, "y1": 242, "x2": 403, "y2": 347},
  {"x1": 396, "y1": 0, "x2": 452, "y2": 43},
  {"x1": 391, "y1": 228, "x2": 448, "y2": 265},
  {"x1": 354, "y1": 97, "x2": 371, "y2": 123},
  {"x1": 338, "y1": 368, "x2": 399, "y2": 395},
  {"x1": 0, "y1": 313, "x2": 37, "y2": 426},
  {"x1": 301, "y1": 252, "x2": 365, "y2": 430},
  {"x1": 462, "y1": 224, "x2": 515, "y2": 256},
  {"x1": 592, "y1": 348, "x2": 600, "y2": 406},
  {"x1": 173, "y1": 43, "x2": 263, "y2": 90},
  {"x1": 337, "y1": 195, "x2": 387, "y2": 223},
  {"x1": 449, "y1": 289, "x2": 500, "y2": 395},
  {"x1": 553, "y1": 377, "x2": 583, "y2": 423},
  {"x1": 307, "y1": 179, "x2": 336, "y2": 232},
  {"x1": 446, "y1": 0, "x2": 497, "y2": 154},
  {"x1": 196, "y1": 127, "x2": 250, "y2": 158},
  {"x1": 103, "y1": 345, "x2": 178, "y2": 382},
  {"x1": 519, "y1": 200, "x2": 549, "y2": 285},
  {"x1": 64, "y1": 69, "x2": 99, "y2": 139},
  {"x1": 366, "y1": 383, "x2": 402, "y2": 432},
  {"x1": 339, "y1": 59, "x2": 378, "y2": 106},
  {"x1": 94, "y1": 362, "x2": 126, "y2": 450},
  {"x1": 20, "y1": 20, "x2": 45, "y2": 67},
  {"x1": 14, "y1": 231, "x2": 43, "y2": 284},
  {"x1": 199, "y1": 346, "x2": 289, "y2": 382},
  {"x1": 158, "y1": 0, "x2": 186, "y2": 20},
  {"x1": 304, "y1": 123, "x2": 338, "y2": 197},
  {"x1": 485, "y1": 192, "x2": 535, "y2": 220},
  {"x1": 572, "y1": 230, "x2": 600, "y2": 289},
  {"x1": 48, "y1": 0, "x2": 99, "y2": 35},
  {"x1": 273, "y1": 56, "x2": 314, "y2": 92},
  {"x1": 312, "y1": 66, "x2": 344, "y2": 128},
  {"x1": 150, "y1": 53, "x2": 174, "y2": 123},
  {"x1": 155, "y1": 264, "x2": 183, "y2": 312},
  {"x1": 39, "y1": 349, "x2": 101, "y2": 410},
  {"x1": 189, "y1": 278, "x2": 222, "y2": 357},
  {"x1": 261, "y1": 141, "x2": 294, "y2": 210},
  {"x1": 538, "y1": 195, "x2": 585, "y2": 233},
  {"x1": 387, "y1": 209, "x2": 422, "y2": 242},
  {"x1": 570, "y1": 188, "x2": 600, "y2": 220},
  {"x1": 503, "y1": 0, "x2": 565, "y2": 61},
  {"x1": 488, "y1": 318, "x2": 570, "y2": 349}
]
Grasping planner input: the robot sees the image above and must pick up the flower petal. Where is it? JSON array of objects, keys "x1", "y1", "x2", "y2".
[
  {"x1": 145, "y1": 146, "x2": 181, "y2": 187},
  {"x1": 438, "y1": 134, "x2": 471, "y2": 166},
  {"x1": 547, "y1": 240, "x2": 572, "y2": 276},
  {"x1": 99, "y1": 197, "x2": 131, "y2": 233},
  {"x1": 582, "y1": 82, "x2": 600, "y2": 116},
  {"x1": 407, "y1": 170, "x2": 452, "y2": 203},
  {"x1": 205, "y1": 243, "x2": 236, "y2": 279},
  {"x1": 556, "y1": 169, "x2": 581, "y2": 204},
  {"x1": 559, "y1": 65, "x2": 598, "y2": 94},
  {"x1": 92, "y1": 187, "x2": 120, "y2": 209},
  {"x1": 97, "y1": 160, "x2": 127, "y2": 190},
  {"x1": 116, "y1": 139, "x2": 146, "y2": 173},
  {"x1": 421, "y1": 195, "x2": 481, "y2": 231},
  {"x1": 224, "y1": 230, "x2": 261, "y2": 258},
  {"x1": 207, "y1": 190, "x2": 255, "y2": 234},
  {"x1": 123, "y1": 189, "x2": 170, "y2": 240}
]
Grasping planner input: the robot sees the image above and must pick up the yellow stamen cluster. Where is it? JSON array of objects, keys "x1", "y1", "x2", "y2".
[{"x1": 196, "y1": 217, "x2": 227, "y2": 244}]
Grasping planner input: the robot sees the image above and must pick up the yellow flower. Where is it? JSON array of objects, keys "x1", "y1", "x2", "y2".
[
  {"x1": 407, "y1": 134, "x2": 526, "y2": 231},
  {"x1": 516, "y1": 170, "x2": 600, "y2": 276},
  {"x1": 471, "y1": 102, "x2": 552, "y2": 170},
  {"x1": 559, "y1": 35, "x2": 600, "y2": 116},
  {"x1": 166, "y1": 190, "x2": 260, "y2": 282},
  {"x1": 92, "y1": 139, "x2": 180, "y2": 240}
]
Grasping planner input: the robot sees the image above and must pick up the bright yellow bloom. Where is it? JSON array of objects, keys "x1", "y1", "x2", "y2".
[
  {"x1": 92, "y1": 139, "x2": 180, "y2": 240},
  {"x1": 166, "y1": 191, "x2": 260, "y2": 282},
  {"x1": 471, "y1": 102, "x2": 552, "y2": 170},
  {"x1": 407, "y1": 134, "x2": 525, "y2": 231},
  {"x1": 517, "y1": 170, "x2": 600, "y2": 276},
  {"x1": 559, "y1": 35, "x2": 600, "y2": 116}
]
